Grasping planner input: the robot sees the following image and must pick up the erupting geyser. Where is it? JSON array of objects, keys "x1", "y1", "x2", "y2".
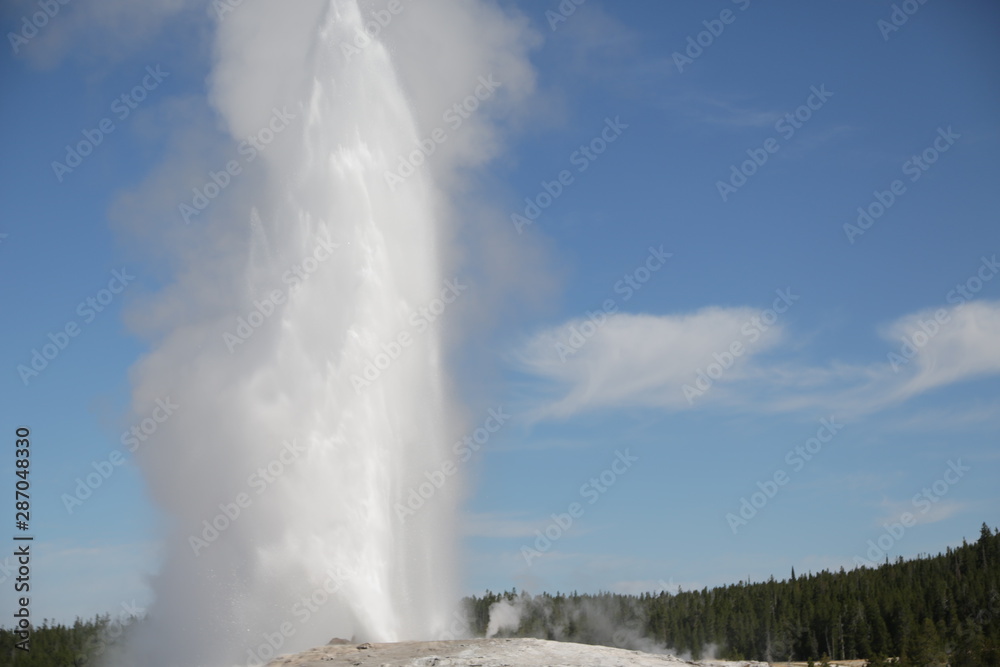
[{"x1": 109, "y1": 0, "x2": 536, "y2": 664}]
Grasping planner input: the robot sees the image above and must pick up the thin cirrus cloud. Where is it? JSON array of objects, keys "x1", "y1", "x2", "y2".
[
  {"x1": 513, "y1": 306, "x2": 787, "y2": 420},
  {"x1": 767, "y1": 300, "x2": 1000, "y2": 415},
  {"x1": 876, "y1": 497, "x2": 969, "y2": 528},
  {"x1": 514, "y1": 300, "x2": 1000, "y2": 421},
  {"x1": 881, "y1": 301, "x2": 1000, "y2": 401}
]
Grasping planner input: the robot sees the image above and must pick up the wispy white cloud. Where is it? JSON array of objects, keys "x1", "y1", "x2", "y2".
[
  {"x1": 880, "y1": 399, "x2": 1000, "y2": 432},
  {"x1": 662, "y1": 91, "x2": 782, "y2": 129},
  {"x1": 840, "y1": 470, "x2": 905, "y2": 492},
  {"x1": 546, "y1": 2, "x2": 676, "y2": 95},
  {"x1": 876, "y1": 498, "x2": 968, "y2": 527},
  {"x1": 514, "y1": 300, "x2": 1000, "y2": 420},
  {"x1": 881, "y1": 301, "x2": 1000, "y2": 401},
  {"x1": 514, "y1": 306, "x2": 787, "y2": 419}
]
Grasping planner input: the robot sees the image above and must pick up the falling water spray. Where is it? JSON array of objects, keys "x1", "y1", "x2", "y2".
[{"x1": 105, "y1": 0, "x2": 527, "y2": 663}]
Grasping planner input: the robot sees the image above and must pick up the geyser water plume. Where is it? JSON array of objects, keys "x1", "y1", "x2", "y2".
[{"x1": 108, "y1": 0, "x2": 537, "y2": 664}]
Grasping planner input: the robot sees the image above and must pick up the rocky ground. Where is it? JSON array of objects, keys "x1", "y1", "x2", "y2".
[{"x1": 264, "y1": 638, "x2": 773, "y2": 667}]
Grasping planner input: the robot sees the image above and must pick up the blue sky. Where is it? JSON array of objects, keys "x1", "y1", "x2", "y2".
[{"x1": 1, "y1": 0, "x2": 999, "y2": 626}]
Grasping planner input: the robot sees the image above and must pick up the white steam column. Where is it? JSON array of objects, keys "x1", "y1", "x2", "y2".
[{"x1": 115, "y1": 1, "x2": 460, "y2": 665}]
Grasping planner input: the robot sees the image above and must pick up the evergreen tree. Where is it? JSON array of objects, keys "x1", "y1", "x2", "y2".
[{"x1": 458, "y1": 523, "x2": 1000, "y2": 664}]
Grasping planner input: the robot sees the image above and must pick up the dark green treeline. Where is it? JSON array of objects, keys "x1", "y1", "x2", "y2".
[
  {"x1": 463, "y1": 523, "x2": 1000, "y2": 666},
  {"x1": 3, "y1": 524, "x2": 997, "y2": 666}
]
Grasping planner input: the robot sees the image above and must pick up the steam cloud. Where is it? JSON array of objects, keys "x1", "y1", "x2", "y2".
[
  {"x1": 105, "y1": 1, "x2": 538, "y2": 665},
  {"x1": 483, "y1": 592, "x2": 717, "y2": 658}
]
